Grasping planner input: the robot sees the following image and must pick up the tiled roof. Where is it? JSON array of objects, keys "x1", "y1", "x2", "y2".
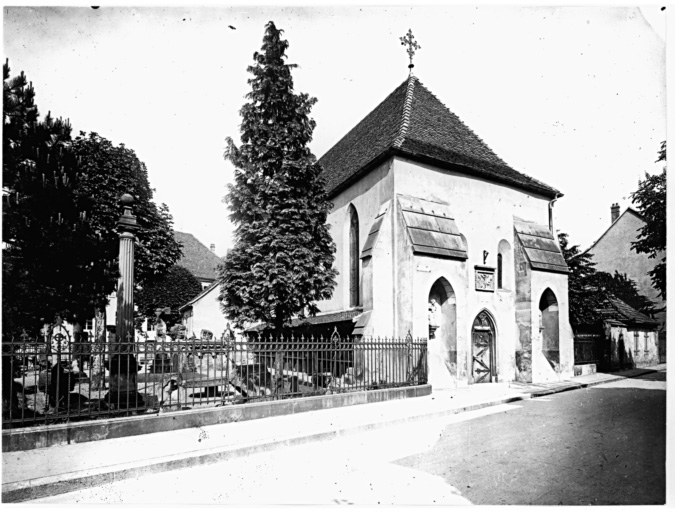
[
  {"x1": 174, "y1": 231, "x2": 224, "y2": 282},
  {"x1": 319, "y1": 75, "x2": 561, "y2": 199},
  {"x1": 247, "y1": 309, "x2": 362, "y2": 332},
  {"x1": 597, "y1": 296, "x2": 659, "y2": 327},
  {"x1": 514, "y1": 218, "x2": 569, "y2": 274}
]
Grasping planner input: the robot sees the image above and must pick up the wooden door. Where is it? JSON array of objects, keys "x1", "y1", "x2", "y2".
[{"x1": 472, "y1": 312, "x2": 496, "y2": 383}]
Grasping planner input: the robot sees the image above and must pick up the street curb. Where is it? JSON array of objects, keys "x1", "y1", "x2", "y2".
[
  {"x1": 528, "y1": 368, "x2": 659, "y2": 398},
  {"x1": 4, "y1": 368, "x2": 661, "y2": 503},
  {"x1": 2, "y1": 392, "x2": 531, "y2": 503},
  {"x1": 3, "y1": 384, "x2": 432, "y2": 452}
]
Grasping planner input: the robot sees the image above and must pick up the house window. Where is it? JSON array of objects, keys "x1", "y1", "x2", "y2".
[
  {"x1": 497, "y1": 254, "x2": 503, "y2": 289},
  {"x1": 85, "y1": 319, "x2": 93, "y2": 331},
  {"x1": 349, "y1": 205, "x2": 360, "y2": 307}
]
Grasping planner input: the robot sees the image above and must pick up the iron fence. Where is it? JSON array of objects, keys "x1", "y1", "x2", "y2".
[{"x1": 2, "y1": 329, "x2": 427, "y2": 430}]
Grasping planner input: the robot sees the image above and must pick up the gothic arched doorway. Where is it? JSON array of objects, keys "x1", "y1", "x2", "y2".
[
  {"x1": 427, "y1": 278, "x2": 457, "y2": 389},
  {"x1": 471, "y1": 311, "x2": 497, "y2": 383},
  {"x1": 539, "y1": 288, "x2": 560, "y2": 369}
]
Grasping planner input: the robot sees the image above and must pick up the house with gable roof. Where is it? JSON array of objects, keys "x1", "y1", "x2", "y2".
[
  {"x1": 581, "y1": 203, "x2": 666, "y2": 364},
  {"x1": 173, "y1": 231, "x2": 224, "y2": 290},
  {"x1": 313, "y1": 75, "x2": 574, "y2": 388},
  {"x1": 582, "y1": 204, "x2": 666, "y2": 327},
  {"x1": 179, "y1": 280, "x2": 228, "y2": 340},
  {"x1": 594, "y1": 296, "x2": 660, "y2": 370},
  {"x1": 103, "y1": 231, "x2": 224, "y2": 335}
]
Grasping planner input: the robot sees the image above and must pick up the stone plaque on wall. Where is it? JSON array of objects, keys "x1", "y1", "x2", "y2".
[{"x1": 475, "y1": 266, "x2": 495, "y2": 292}]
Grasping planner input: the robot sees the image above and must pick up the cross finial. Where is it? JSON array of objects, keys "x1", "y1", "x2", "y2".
[{"x1": 399, "y1": 29, "x2": 421, "y2": 73}]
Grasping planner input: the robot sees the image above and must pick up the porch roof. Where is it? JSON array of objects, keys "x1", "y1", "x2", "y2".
[
  {"x1": 247, "y1": 308, "x2": 363, "y2": 333},
  {"x1": 398, "y1": 195, "x2": 467, "y2": 260},
  {"x1": 514, "y1": 218, "x2": 569, "y2": 274}
]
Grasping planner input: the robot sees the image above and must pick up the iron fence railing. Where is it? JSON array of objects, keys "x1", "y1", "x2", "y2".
[{"x1": 2, "y1": 330, "x2": 427, "y2": 430}]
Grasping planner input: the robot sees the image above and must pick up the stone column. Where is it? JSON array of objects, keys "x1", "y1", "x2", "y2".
[
  {"x1": 115, "y1": 194, "x2": 137, "y2": 352},
  {"x1": 106, "y1": 194, "x2": 144, "y2": 410}
]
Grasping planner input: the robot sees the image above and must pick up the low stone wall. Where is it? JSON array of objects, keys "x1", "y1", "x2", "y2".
[{"x1": 2, "y1": 384, "x2": 431, "y2": 452}]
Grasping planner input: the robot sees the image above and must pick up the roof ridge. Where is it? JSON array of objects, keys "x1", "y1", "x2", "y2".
[
  {"x1": 605, "y1": 295, "x2": 656, "y2": 324},
  {"x1": 393, "y1": 75, "x2": 417, "y2": 148},
  {"x1": 318, "y1": 76, "x2": 561, "y2": 199},
  {"x1": 581, "y1": 207, "x2": 644, "y2": 256}
]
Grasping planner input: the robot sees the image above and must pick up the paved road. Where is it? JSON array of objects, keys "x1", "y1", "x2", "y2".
[
  {"x1": 29, "y1": 371, "x2": 666, "y2": 505},
  {"x1": 396, "y1": 369, "x2": 667, "y2": 505}
]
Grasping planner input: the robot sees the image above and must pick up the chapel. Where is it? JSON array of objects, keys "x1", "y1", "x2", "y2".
[{"x1": 314, "y1": 73, "x2": 574, "y2": 388}]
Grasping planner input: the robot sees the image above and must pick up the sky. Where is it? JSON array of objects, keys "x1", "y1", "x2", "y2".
[{"x1": 2, "y1": 3, "x2": 668, "y2": 255}]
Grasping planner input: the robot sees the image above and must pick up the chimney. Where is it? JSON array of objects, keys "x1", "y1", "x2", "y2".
[
  {"x1": 210, "y1": 243, "x2": 216, "y2": 253},
  {"x1": 611, "y1": 203, "x2": 620, "y2": 224}
]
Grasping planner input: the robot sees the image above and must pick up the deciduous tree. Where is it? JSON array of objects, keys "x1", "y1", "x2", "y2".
[
  {"x1": 559, "y1": 233, "x2": 603, "y2": 326},
  {"x1": 631, "y1": 141, "x2": 666, "y2": 299},
  {"x1": 2, "y1": 61, "x2": 181, "y2": 338},
  {"x1": 135, "y1": 265, "x2": 202, "y2": 330},
  {"x1": 560, "y1": 233, "x2": 655, "y2": 327},
  {"x1": 591, "y1": 270, "x2": 655, "y2": 315}
]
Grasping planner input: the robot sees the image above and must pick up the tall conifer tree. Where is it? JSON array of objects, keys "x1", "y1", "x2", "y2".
[{"x1": 219, "y1": 22, "x2": 337, "y2": 332}]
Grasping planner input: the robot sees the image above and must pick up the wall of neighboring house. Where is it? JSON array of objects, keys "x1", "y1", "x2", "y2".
[
  {"x1": 181, "y1": 284, "x2": 228, "y2": 339},
  {"x1": 590, "y1": 210, "x2": 666, "y2": 317},
  {"x1": 604, "y1": 323, "x2": 659, "y2": 369}
]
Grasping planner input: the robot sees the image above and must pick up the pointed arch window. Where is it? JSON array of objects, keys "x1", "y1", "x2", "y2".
[
  {"x1": 349, "y1": 205, "x2": 360, "y2": 307},
  {"x1": 496, "y1": 240, "x2": 512, "y2": 290},
  {"x1": 497, "y1": 254, "x2": 503, "y2": 289}
]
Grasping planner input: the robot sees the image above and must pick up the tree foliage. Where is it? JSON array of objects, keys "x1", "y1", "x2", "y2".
[
  {"x1": 559, "y1": 233, "x2": 654, "y2": 326},
  {"x1": 630, "y1": 141, "x2": 666, "y2": 299},
  {"x1": 2, "y1": 60, "x2": 181, "y2": 337},
  {"x1": 559, "y1": 233, "x2": 603, "y2": 326},
  {"x1": 218, "y1": 22, "x2": 337, "y2": 331},
  {"x1": 69, "y1": 132, "x2": 182, "y2": 288},
  {"x1": 135, "y1": 265, "x2": 202, "y2": 329},
  {"x1": 592, "y1": 270, "x2": 655, "y2": 314}
]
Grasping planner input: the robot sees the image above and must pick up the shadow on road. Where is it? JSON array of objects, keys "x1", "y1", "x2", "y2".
[
  {"x1": 393, "y1": 385, "x2": 666, "y2": 506},
  {"x1": 626, "y1": 371, "x2": 666, "y2": 382}
]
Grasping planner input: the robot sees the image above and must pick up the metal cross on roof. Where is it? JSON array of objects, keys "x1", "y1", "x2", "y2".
[{"x1": 400, "y1": 29, "x2": 421, "y2": 72}]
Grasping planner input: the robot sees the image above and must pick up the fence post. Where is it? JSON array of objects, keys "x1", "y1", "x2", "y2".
[{"x1": 90, "y1": 309, "x2": 106, "y2": 391}]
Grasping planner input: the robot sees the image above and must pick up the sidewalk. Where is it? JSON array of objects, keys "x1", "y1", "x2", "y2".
[{"x1": 2, "y1": 363, "x2": 665, "y2": 503}]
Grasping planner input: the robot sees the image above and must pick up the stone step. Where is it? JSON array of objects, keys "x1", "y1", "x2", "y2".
[{"x1": 573, "y1": 364, "x2": 597, "y2": 376}]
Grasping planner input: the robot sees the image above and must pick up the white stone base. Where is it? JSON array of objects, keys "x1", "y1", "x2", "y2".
[{"x1": 573, "y1": 364, "x2": 597, "y2": 376}]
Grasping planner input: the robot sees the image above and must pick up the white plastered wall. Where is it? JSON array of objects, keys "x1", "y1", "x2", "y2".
[
  {"x1": 530, "y1": 272, "x2": 574, "y2": 382},
  {"x1": 393, "y1": 156, "x2": 553, "y2": 385},
  {"x1": 317, "y1": 160, "x2": 394, "y2": 315}
]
